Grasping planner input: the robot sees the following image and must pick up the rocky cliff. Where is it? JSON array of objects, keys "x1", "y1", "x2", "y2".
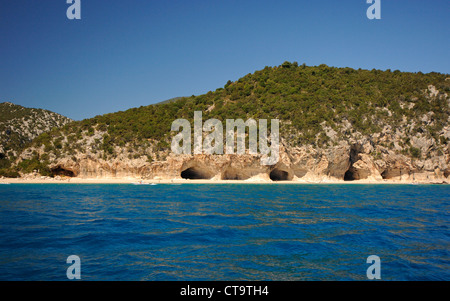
[
  {"x1": 19, "y1": 135, "x2": 448, "y2": 184},
  {"x1": 12, "y1": 64, "x2": 450, "y2": 183},
  {"x1": 0, "y1": 102, "x2": 73, "y2": 176}
]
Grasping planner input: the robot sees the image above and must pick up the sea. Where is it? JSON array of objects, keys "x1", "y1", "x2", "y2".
[{"x1": 0, "y1": 183, "x2": 448, "y2": 281}]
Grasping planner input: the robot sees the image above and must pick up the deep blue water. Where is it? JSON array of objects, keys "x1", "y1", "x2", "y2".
[{"x1": 0, "y1": 183, "x2": 448, "y2": 281}]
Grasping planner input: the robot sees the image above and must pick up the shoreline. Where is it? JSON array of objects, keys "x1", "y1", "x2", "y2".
[{"x1": 1, "y1": 177, "x2": 448, "y2": 185}]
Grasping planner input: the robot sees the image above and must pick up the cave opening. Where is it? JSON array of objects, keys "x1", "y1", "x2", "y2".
[
  {"x1": 223, "y1": 174, "x2": 240, "y2": 180},
  {"x1": 444, "y1": 170, "x2": 449, "y2": 178},
  {"x1": 344, "y1": 168, "x2": 357, "y2": 181},
  {"x1": 51, "y1": 167, "x2": 75, "y2": 177},
  {"x1": 343, "y1": 144, "x2": 362, "y2": 181},
  {"x1": 381, "y1": 169, "x2": 401, "y2": 180},
  {"x1": 221, "y1": 169, "x2": 249, "y2": 180},
  {"x1": 269, "y1": 169, "x2": 290, "y2": 181},
  {"x1": 181, "y1": 167, "x2": 212, "y2": 180}
]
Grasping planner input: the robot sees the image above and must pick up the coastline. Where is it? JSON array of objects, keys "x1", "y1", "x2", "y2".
[{"x1": 1, "y1": 177, "x2": 448, "y2": 185}]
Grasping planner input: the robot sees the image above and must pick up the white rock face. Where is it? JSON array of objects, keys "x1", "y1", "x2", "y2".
[
  {"x1": 8, "y1": 81, "x2": 450, "y2": 184},
  {"x1": 0, "y1": 102, "x2": 73, "y2": 157}
]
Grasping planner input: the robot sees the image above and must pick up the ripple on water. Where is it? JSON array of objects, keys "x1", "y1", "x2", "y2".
[{"x1": 0, "y1": 183, "x2": 448, "y2": 280}]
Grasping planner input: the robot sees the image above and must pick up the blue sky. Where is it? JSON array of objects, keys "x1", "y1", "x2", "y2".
[{"x1": 0, "y1": 0, "x2": 449, "y2": 120}]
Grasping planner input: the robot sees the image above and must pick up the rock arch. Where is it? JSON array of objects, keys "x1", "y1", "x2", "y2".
[
  {"x1": 269, "y1": 167, "x2": 293, "y2": 181},
  {"x1": 221, "y1": 167, "x2": 251, "y2": 180},
  {"x1": 344, "y1": 167, "x2": 357, "y2": 181},
  {"x1": 381, "y1": 169, "x2": 402, "y2": 180},
  {"x1": 343, "y1": 144, "x2": 362, "y2": 181},
  {"x1": 180, "y1": 161, "x2": 215, "y2": 180},
  {"x1": 51, "y1": 166, "x2": 76, "y2": 177}
]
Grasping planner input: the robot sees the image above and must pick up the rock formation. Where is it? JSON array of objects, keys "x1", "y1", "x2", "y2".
[{"x1": 10, "y1": 64, "x2": 450, "y2": 184}]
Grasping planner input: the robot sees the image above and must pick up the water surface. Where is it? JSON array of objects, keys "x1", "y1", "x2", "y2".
[{"x1": 0, "y1": 184, "x2": 448, "y2": 280}]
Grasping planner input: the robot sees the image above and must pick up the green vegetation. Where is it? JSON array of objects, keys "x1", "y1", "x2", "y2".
[
  {"x1": 40, "y1": 64, "x2": 449, "y2": 144},
  {"x1": 409, "y1": 147, "x2": 422, "y2": 159},
  {"x1": 0, "y1": 102, "x2": 72, "y2": 177},
  {"x1": 17, "y1": 154, "x2": 52, "y2": 177},
  {"x1": 3, "y1": 63, "x2": 450, "y2": 177}
]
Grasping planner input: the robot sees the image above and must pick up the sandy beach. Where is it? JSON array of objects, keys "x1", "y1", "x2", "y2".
[{"x1": 1, "y1": 176, "x2": 447, "y2": 185}]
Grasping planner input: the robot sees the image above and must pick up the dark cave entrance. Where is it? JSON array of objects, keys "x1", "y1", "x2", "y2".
[
  {"x1": 269, "y1": 168, "x2": 290, "y2": 181},
  {"x1": 181, "y1": 167, "x2": 212, "y2": 180},
  {"x1": 344, "y1": 168, "x2": 357, "y2": 181},
  {"x1": 444, "y1": 170, "x2": 449, "y2": 178},
  {"x1": 343, "y1": 144, "x2": 363, "y2": 181},
  {"x1": 51, "y1": 167, "x2": 75, "y2": 177}
]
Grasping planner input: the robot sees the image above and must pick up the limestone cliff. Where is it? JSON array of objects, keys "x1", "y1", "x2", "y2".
[
  {"x1": 0, "y1": 102, "x2": 72, "y2": 159},
  {"x1": 12, "y1": 64, "x2": 450, "y2": 183},
  {"x1": 18, "y1": 134, "x2": 449, "y2": 184}
]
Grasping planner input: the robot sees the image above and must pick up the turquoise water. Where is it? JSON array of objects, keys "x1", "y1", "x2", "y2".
[{"x1": 0, "y1": 184, "x2": 448, "y2": 281}]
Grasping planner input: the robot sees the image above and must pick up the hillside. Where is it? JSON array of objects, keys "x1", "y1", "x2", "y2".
[
  {"x1": 153, "y1": 97, "x2": 186, "y2": 106},
  {"x1": 0, "y1": 102, "x2": 73, "y2": 176},
  {"x1": 9, "y1": 63, "x2": 450, "y2": 182}
]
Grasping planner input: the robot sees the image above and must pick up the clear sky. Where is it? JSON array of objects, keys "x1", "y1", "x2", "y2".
[{"x1": 0, "y1": 0, "x2": 449, "y2": 120}]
